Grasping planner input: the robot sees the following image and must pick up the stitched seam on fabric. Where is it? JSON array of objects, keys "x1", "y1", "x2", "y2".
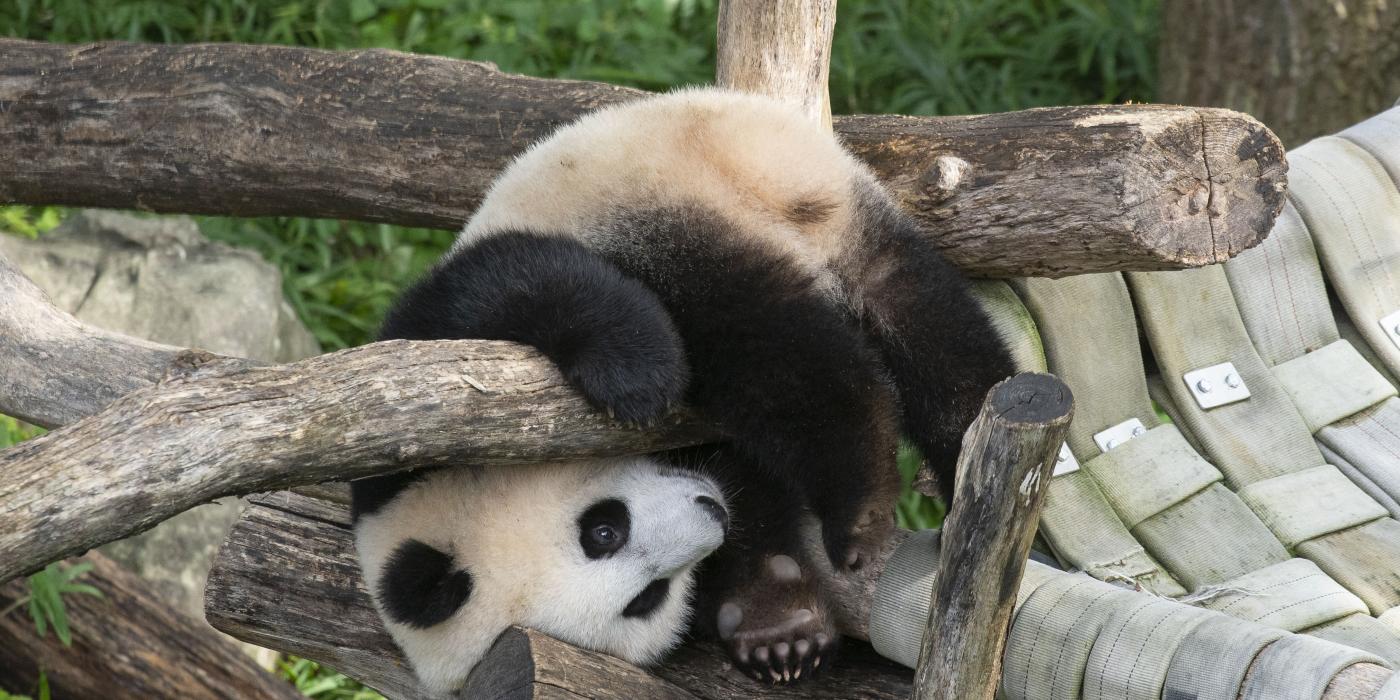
[
  {"x1": 1095, "y1": 603, "x2": 1155, "y2": 700},
  {"x1": 1251, "y1": 590, "x2": 1353, "y2": 625},
  {"x1": 1124, "y1": 609, "x2": 1179, "y2": 693},
  {"x1": 1020, "y1": 579, "x2": 1091, "y2": 700},
  {"x1": 1216, "y1": 572, "x2": 1329, "y2": 614},
  {"x1": 1046, "y1": 587, "x2": 1120, "y2": 698},
  {"x1": 1304, "y1": 157, "x2": 1397, "y2": 306}
]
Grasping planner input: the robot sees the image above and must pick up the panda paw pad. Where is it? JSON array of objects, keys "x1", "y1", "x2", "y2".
[{"x1": 717, "y1": 554, "x2": 838, "y2": 684}]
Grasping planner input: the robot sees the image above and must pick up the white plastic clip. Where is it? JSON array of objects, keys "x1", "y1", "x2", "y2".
[
  {"x1": 1054, "y1": 442, "x2": 1080, "y2": 476},
  {"x1": 1093, "y1": 418, "x2": 1147, "y2": 454},
  {"x1": 1183, "y1": 362, "x2": 1250, "y2": 409},
  {"x1": 1379, "y1": 310, "x2": 1400, "y2": 352}
]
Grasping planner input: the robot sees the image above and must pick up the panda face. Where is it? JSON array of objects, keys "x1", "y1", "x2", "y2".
[{"x1": 354, "y1": 457, "x2": 727, "y2": 696}]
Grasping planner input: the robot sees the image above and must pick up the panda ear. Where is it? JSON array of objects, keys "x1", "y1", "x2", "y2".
[{"x1": 377, "y1": 539, "x2": 475, "y2": 629}]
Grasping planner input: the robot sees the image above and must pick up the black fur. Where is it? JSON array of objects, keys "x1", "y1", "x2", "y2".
[
  {"x1": 847, "y1": 199, "x2": 1017, "y2": 503},
  {"x1": 598, "y1": 207, "x2": 901, "y2": 569},
  {"x1": 622, "y1": 578, "x2": 672, "y2": 619},
  {"x1": 351, "y1": 232, "x2": 689, "y2": 521},
  {"x1": 379, "y1": 232, "x2": 688, "y2": 425},
  {"x1": 350, "y1": 468, "x2": 429, "y2": 521},
  {"x1": 378, "y1": 539, "x2": 475, "y2": 629},
  {"x1": 577, "y1": 498, "x2": 631, "y2": 559}
]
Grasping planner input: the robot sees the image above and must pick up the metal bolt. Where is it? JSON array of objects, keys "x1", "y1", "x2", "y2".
[
  {"x1": 1105, "y1": 438, "x2": 1119, "y2": 450},
  {"x1": 1196, "y1": 379, "x2": 1213, "y2": 393},
  {"x1": 1057, "y1": 452, "x2": 1067, "y2": 463},
  {"x1": 1224, "y1": 373, "x2": 1242, "y2": 389},
  {"x1": 1392, "y1": 323, "x2": 1400, "y2": 336},
  {"x1": 1131, "y1": 425, "x2": 1146, "y2": 437}
]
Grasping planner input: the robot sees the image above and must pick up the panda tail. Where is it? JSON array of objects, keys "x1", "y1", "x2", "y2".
[{"x1": 377, "y1": 231, "x2": 689, "y2": 426}]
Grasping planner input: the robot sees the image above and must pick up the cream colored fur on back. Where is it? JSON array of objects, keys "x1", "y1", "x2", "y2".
[{"x1": 458, "y1": 88, "x2": 879, "y2": 276}]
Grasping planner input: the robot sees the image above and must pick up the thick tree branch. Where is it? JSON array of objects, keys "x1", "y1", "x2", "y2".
[
  {"x1": 716, "y1": 0, "x2": 837, "y2": 128},
  {"x1": 0, "y1": 253, "x2": 716, "y2": 583},
  {"x1": 0, "y1": 39, "x2": 1285, "y2": 278}
]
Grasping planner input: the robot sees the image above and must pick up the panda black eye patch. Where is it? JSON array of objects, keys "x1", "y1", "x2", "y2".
[
  {"x1": 578, "y1": 498, "x2": 630, "y2": 558},
  {"x1": 378, "y1": 539, "x2": 475, "y2": 629}
]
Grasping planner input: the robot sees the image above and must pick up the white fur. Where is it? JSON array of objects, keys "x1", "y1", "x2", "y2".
[
  {"x1": 356, "y1": 457, "x2": 726, "y2": 696},
  {"x1": 456, "y1": 87, "x2": 885, "y2": 282}
]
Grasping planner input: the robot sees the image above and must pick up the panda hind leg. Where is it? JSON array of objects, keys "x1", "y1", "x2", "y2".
[{"x1": 678, "y1": 446, "x2": 840, "y2": 683}]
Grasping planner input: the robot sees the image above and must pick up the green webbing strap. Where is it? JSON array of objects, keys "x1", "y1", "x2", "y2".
[
  {"x1": 1011, "y1": 275, "x2": 1159, "y2": 458},
  {"x1": 1013, "y1": 275, "x2": 1290, "y2": 591},
  {"x1": 1001, "y1": 572, "x2": 1135, "y2": 700},
  {"x1": 1224, "y1": 202, "x2": 1339, "y2": 368},
  {"x1": 1163, "y1": 614, "x2": 1287, "y2": 700},
  {"x1": 1131, "y1": 266, "x2": 1400, "y2": 616},
  {"x1": 1339, "y1": 104, "x2": 1400, "y2": 210},
  {"x1": 1239, "y1": 634, "x2": 1385, "y2": 700},
  {"x1": 1273, "y1": 340, "x2": 1397, "y2": 432},
  {"x1": 1379, "y1": 671, "x2": 1400, "y2": 700},
  {"x1": 1081, "y1": 596, "x2": 1216, "y2": 700},
  {"x1": 1305, "y1": 613, "x2": 1400, "y2": 662},
  {"x1": 1128, "y1": 266, "x2": 1323, "y2": 483},
  {"x1": 1226, "y1": 147, "x2": 1400, "y2": 510},
  {"x1": 1288, "y1": 135, "x2": 1400, "y2": 380},
  {"x1": 1190, "y1": 558, "x2": 1367, "y2": 631},
  {"x1": 970, "y1": 280, "x2": 1185, "y2": 596},
  {"x1": 1237, "y1": 465, "x2": 1388, "y2": 548},
  {"x1": 1132, "y1": 482, "x2": 1289, "y2": 591},
  {"x1": 1321, "y1": 442, "x2": 1400, "y2": 519},
  {"x1": 868, "y1": 529, "x2": 941, "y2": 668}
]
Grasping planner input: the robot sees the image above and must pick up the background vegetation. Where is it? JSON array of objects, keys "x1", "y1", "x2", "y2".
[{"x1": 1, "y1": 0, "x2": 1158, "y2": 696}]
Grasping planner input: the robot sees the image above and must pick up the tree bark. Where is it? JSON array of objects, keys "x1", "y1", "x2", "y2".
[
  {"x1": 913, "y1": 374, "x2": 1072, "y2": 700},
  {"x1": 1159, "y1": 0, "x2": 1400, "y2": 146},
  {"x1": 0, "y1": 39, "x2": 1285, "y2": 278},
  {"x1": 716, "y1": 0, "x2": 837, "y2": 128},
  {"x1": 205, "y1": 491, "x2": 915, "y2": 700},
  {"x1": 0, "y1": 553, "x2": 301, "y2": 700}
]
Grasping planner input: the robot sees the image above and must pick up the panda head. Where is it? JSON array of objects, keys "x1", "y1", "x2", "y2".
[{"x1": 354, "y1": 456, "x2": 728, "y2": 696}]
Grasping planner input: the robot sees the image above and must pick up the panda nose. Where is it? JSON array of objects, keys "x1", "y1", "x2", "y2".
[{"x1": 695, "y1": 495, "x2": 729, "y2": 534}]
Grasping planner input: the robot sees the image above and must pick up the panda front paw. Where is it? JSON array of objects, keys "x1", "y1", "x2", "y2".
[{"x1": 564, "y1": 350, "x2": 689, "y2": 427}]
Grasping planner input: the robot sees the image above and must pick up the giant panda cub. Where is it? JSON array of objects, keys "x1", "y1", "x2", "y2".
[{"x1": 352, "y1": 88, "x2": 1014, "y2": 694}]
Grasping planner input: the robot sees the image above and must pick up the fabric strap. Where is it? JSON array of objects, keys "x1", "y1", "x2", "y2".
[
  {"x1": 1081, "y1": 596, "x2": 1216, "y2": 700},
  {"x1": 1273, "y1": 340, "x2": 1397, "y2": 432},
  {"x1": 1239, "y1": 634, "x2": 1383, "y2": 700},
  {"x1": 1188, "y1": 557, "x2": 1367, "y2": 631},
  {"x1": 1163, "y1": 614, "x2": 1286, "y2": 700},
  {"x1": 972, "y1": 279, "x2": 1186, "y2": 596}
]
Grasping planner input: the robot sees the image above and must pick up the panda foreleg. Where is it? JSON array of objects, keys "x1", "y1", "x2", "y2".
[
  {"x1": 851, "y1": 211, "x2": 1017, "y2": 504},
  {"x1": 377, "y1": 231, "x2": 689, "y2": 426}
]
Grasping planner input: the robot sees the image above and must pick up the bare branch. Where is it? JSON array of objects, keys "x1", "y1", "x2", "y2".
[{"x1": 0, "y1": 40, "x2": 1284, "y2": 277}]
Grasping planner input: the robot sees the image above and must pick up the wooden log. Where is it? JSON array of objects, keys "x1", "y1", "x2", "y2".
[
  {"x1": 913, "y1": 373, "x2": 1072, "y2": 700},
  {"x1": 0, "y1": 250, "x2": 718, "y2": 583},
  {"x1": 205, "y1": 492, "x2": 915, "y2": 699},
  {"x1": 716, "y1": 0, "x2": 836, "y2": 128},
  {"x1": 0, "y1": 552, "x2": 301, "y2": 700},
  {"x1": 0, "y1": 39, "x2": 1285, "y2": 278}
]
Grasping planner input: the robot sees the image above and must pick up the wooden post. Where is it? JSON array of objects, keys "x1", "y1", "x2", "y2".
[
  {"x1": 716, "y1": 0, "x2": 837, "y2": 128},
  {"x1": 913, "y1": 373, "x2": 1073, "y2": 700}
]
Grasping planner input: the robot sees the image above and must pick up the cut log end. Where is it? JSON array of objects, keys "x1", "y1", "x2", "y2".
[{"x1": 989, "y1": 372, "x2": 1074, "y2": 425}]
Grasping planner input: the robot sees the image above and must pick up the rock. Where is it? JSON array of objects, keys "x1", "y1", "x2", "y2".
[{"x1": 0, "y1": 210, "x2": 321, "y2": 655}]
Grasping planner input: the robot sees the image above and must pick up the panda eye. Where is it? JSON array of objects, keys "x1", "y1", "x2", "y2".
[
  {"x1": 578, "y1": 498, "x2": 630, "y2": 559},
  {"x1": 590, "y1": 524, "x2": 619, "y2": 546}
]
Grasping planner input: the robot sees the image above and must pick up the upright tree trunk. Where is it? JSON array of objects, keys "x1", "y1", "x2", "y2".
[{"x1": 1159, "y1": 0, "x2": 1400, "y2": 145}]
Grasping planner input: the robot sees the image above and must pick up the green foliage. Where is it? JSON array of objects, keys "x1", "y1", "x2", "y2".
[
  {"x1": 0, "y1": 562, "x2": 103, "y2": 651},
  {"x1": 0, "y1": 207, "x2": 62, "y2": 240},
  {"x1": 278, "y1": 657, "x2": 385, "y2": 700},
  {"x1": 0, "y1": 671, "x2": 50, "y2": 700}
]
